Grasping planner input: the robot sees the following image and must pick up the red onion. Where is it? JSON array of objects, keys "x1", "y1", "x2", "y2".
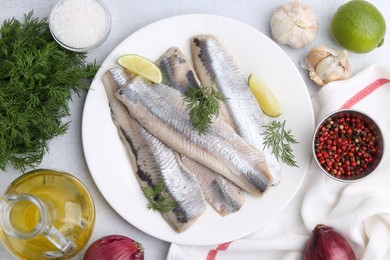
[
  {"x1": 304, "y1": 224, "x2": 356, "y2": 260},
  {"x1": 84, "y1": 235, "x2": 144, "y2": 260}
]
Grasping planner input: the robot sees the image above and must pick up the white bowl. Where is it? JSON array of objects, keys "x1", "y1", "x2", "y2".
[{"x1": 49, "y1": 0, "x2": 111, "y2": 52}]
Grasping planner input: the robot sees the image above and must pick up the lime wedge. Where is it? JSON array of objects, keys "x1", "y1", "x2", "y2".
[
  {"x1": 248, "y1": 73, "x2": 282, "y2": 117},
  {"x1": 117, "y1": 54, "x2": 162, "y2": 84}
]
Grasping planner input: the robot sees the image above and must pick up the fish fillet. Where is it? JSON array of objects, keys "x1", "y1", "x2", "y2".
[
  {"x1": 181, "y1": 156, "x2": 244, "y2": 216},
  {"x1": 157, "y1": 47, "x2": 245, "y2": 215},
  {"x1": 115, "y1": 71, "x2": 272, "y2": 197},
  {"x1": 103, "y1": 68, "x2": 207, "y2": 232},
  {"x1": 191, "y1": 34, "x2": 282, "y2": 185}
]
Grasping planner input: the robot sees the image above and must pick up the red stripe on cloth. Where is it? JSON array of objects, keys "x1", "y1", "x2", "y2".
[
  {"x1": 340, "y1": 78, "x2": 390, "y2": 109},
  {"x1": 206, "y1": 241, "x2": 233, "y2": 260}
]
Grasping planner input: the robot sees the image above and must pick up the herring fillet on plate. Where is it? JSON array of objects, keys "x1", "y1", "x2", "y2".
[
  {"x1": 102, "y1": 67, "x2": 207, "y2": 233},
  {"x1": 115, "y1": 69, "x2": 272, "y2": 197},
  {"x1": 191, "y1": 34, "x2": 282, "y2": 185},
  {"x1": 157, "y1": 47, "x2": 245, "y2": 216}
]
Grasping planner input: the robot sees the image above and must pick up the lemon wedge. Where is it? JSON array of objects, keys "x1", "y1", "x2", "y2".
[
  {"x1": 248, "y1": 73, "x2": 282, "y2": 117},
  {"x1": 117, "y1": 54, "x2": 162, "y2": 84}
]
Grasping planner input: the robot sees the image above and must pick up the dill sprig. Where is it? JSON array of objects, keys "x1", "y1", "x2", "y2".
[
  {"x1": 143, "y1": 180, "x2": 177, "y2": 212},
  {"x1": 262, "y1": 120, "x2": 299, "y2": 167},
  {"x1": 183, "y1": 78, "x2": 225, "y2": 134},
  {"x1": 0, "y1": 11, "x2": 99, "y2": 171}
]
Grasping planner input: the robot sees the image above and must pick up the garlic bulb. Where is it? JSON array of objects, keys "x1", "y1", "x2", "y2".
[
  {"x1": 270, "y1": 1, "x2": 318, "y2": 49},
  {"x1": 302, "y1": 45, "x2": 351, "y2": 86}
]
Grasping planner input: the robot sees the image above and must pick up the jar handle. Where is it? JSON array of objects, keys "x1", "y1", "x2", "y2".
[{"x1": 0, "y1": 193, "x2": 77, "y2": 257}]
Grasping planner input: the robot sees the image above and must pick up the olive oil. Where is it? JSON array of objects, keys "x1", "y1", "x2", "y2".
[
  {"x1": 0, "y1": 169, "x2": 95, "y2": 259},
  {"x1": 9, "y1": 199, "x2": 40, "y2": 234}
]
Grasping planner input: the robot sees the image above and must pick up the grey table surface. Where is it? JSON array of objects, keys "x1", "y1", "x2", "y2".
[{"x1": 1, "y1": 0, "x2": 390, "y2": 259}]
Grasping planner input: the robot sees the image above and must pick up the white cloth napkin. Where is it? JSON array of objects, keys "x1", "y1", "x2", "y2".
[{"x1": 167, "y1": 63, "x2": 390, "y2": 260}]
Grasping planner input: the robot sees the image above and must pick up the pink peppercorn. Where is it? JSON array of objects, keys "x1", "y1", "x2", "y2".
[{"x1": 314, "y1": 113, "x2": 379, "y2": 177}]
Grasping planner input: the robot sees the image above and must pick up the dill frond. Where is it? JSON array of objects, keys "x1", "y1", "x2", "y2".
[
  {"x1": 0, "y1": 11, "x2": 99, "y2": 171},
  {"x1": 143, "y1": 180, "x2": 177, "y2": 212},
  {"x1": 182, "y1": 78, "x2": 225, "y2": 134},
  {"x1": 262, "y1": 120, "x2": 299, "y2": 167}
]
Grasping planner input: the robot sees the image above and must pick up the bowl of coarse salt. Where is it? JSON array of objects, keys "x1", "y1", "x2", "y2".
[{"x1": 49, "y1": 0, "x2": 111, "y2": 52}]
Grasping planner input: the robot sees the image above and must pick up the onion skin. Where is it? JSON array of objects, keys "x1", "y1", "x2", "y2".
[
  {"x1": 304, "y1": 224, "x2": 356, "y2": 260},
  {"x1": 84, "y1": 235, "x2": 144, "y2": 260}
]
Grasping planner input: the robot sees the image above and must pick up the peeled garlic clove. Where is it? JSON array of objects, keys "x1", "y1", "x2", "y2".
[
  {"x1": 270, "y1": 1, "x2": 318, "y2": 49},
  {"x1": 303, "y1": 45, "x2": 351, "y2": 86}
]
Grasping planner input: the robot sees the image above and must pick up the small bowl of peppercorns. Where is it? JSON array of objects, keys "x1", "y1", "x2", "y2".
[{"x1": 313, "y1": 109, "x2": 384, "y2": 182}]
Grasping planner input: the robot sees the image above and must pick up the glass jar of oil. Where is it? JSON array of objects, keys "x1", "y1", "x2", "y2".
[{"x1": 0, "y1": 169, "x2": 95, "y2": 259}]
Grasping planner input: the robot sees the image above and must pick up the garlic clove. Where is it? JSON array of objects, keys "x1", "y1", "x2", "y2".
[
  {"x1": 335, "y1": 50, "x2": 351, "y2": 72},
  {"x1": 309, "y1": 70, "x2": 326, "y2": 86},
  {"x1": 303, "y1": 45, "x2": 351, "y2": 86},
  {"x1": 315, "y1": 56, "x2": 345, "y2": 84},
  {"x1": 270, "y1": 1, "x2": 318, "y2": 49},
  {"x1": 304, "y1": 45, "x2": 334, "y2": 70}
]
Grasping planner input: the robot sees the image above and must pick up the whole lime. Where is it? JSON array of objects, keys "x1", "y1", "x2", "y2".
[{"x1": 331, "y1": 0, "x2": 386, "y2": 53}]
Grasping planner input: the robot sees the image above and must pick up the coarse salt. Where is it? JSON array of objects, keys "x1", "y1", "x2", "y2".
[{"x1": 50, "y1": 0, "x2": 110, "y2": 50}]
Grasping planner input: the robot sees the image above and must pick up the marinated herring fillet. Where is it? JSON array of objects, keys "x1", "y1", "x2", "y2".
[
  {"x1": 102, "y1": 68, "x2": 207, "y2": 233},
  {"x1": 111, "y1": 60, "x2": 244, "y2": 215},
  {"x1": 158, "y1": 47, "x2": 201, "y2": 91},
  {"x1": 157, "y1": 47, "x2": 245, "y2": 215},
  {"x1": 159, "y1": 47, "x2": 234, "y2": 126},
  {"x1": 115, "y1": 72, "x2": 272, "y2": 197},
  {"x1": 181, "y1": 156, "x2": 244, "y2": 216},
  {"x1": 191, "y1": 34, "x2": 282, "y2": 185}
]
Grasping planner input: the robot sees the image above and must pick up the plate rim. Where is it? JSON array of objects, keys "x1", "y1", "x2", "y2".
[{"x1": 82, "y1": 13, "x2": 315, "y2": 246}]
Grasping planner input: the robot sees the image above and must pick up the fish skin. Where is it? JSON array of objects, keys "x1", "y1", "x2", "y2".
[
  {"x1": 103, "y1": 68, "x2": 207, "y2": 233},
  {"x1": 115, "y1": 71, "x2": 272, "y2": 197},
  {"x1": 181, "y1": 156, "x2": 244, "y2": 216},
  {"x1": 191, "y1": 34, "x2": 282, "y2": 185},
  {"x1": 158, "y1": 47, "x2": 201, "y2": 92},
  {"x1": 157, "y1": 47, "x2": 245, "y2": 215},
  {"x1": 158, "y1": 47, "x2": 235, "y2": 127}
]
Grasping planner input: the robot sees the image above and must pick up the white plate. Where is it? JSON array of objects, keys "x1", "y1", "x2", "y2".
[{"x1": 82, "y1": 14, "x2": 314, "y2": 246}]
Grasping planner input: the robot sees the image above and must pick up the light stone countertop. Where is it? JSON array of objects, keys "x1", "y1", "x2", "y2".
[{"x1": 1, "y1": 0, "x2": 389, "y2": 259}]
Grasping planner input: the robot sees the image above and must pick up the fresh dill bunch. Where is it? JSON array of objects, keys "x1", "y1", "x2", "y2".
[
  {"x1": 183, "y1": 78, "x2": 225, "y2": 134},
  {"x1": 143, "y1": 180, "x2": 177, "y2": 212},
  {"x1": 262, "y1": 120, "x2": 299, "y2": 167},
  {"x1": 0, "y1": 11, "x2": 99, "y2": 172}
]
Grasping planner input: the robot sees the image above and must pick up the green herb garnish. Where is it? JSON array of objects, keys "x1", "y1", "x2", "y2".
[
  {"x1": 183, "y1": 78, "x2": 225, "y2": 134},
  {"x1": 143, "y1": 180, "x2": 177, "y2": 212},
  {"x1": 0, "y1": 11, "x2": 98, "y2": 171},
  {"x1": 262, "y1": 120, "x2": 299, "y2": 167}
]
